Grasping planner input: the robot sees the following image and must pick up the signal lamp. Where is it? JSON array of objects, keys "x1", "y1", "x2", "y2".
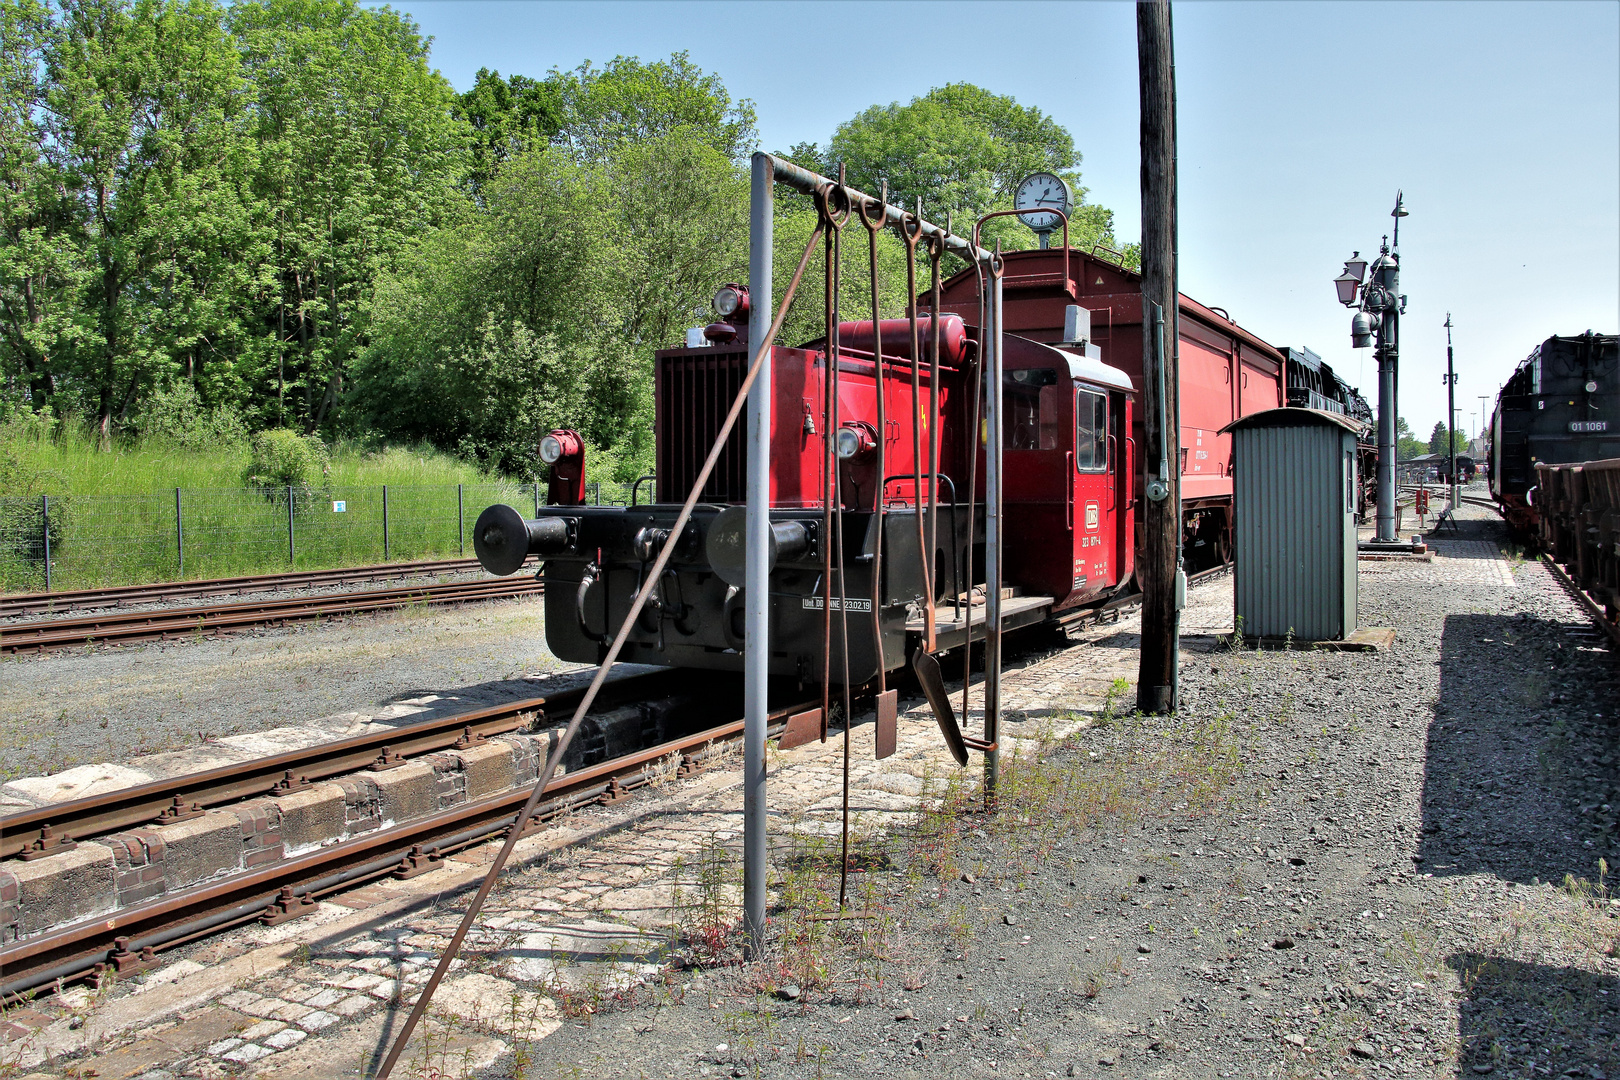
[{"x1": 713, "y1": 284, "x2": 749, "y2": 320}]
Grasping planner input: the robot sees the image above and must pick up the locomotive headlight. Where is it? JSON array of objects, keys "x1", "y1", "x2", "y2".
[
  {"x1": 713, "y1": 284, "x2": 749, "y2": 320},
  {"x1": 538, "y1": 435, "x2": 565, "y2": 464},
  {"x1": 835, "y1": 422, "x2": 876, "y2": 461},
  {"x1": 1586, "y1": 380, "x2": 1599, "y2": 393}
]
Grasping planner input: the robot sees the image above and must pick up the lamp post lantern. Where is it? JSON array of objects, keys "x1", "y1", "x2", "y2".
[{"x1": 1335, "y1": 191, "x2": 1410, "y2": 546}]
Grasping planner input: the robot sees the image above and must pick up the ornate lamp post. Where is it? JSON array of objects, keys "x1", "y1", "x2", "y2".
[
  {"x1": 1443, "y1": 314, "x2": 1459, "y2": 512},
  {"x1": 1336, "y1": 192, "x2": 1410, "y2": 545}
]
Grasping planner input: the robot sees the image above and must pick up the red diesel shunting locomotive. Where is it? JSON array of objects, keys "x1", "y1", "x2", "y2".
[{"x1": 472, "y1": 248, "x2": 1286, "y2": 687}]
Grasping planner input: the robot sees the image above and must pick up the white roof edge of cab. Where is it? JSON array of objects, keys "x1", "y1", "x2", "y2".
[{"x1": 1053, "y1": 345, "x2": 1135, "y2": 393}]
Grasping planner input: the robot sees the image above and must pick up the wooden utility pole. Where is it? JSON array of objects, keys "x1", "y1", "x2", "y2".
[{"x1": 1137, "y1": 0, "x2": 1181, "y2": 714}]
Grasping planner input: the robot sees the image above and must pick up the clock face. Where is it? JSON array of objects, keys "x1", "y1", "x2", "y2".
[{"x1": 1014, "y1": 172, "x2": 1071, "y2": 233}]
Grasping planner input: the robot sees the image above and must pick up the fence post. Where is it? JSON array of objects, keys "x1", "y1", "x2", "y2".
[
  {"x1": 533, "y1": 481, "x2": 540, "y2": 517},
  {"x1": 41, "y1": 494, "x2": 51, "y2": 591},
  {"x1": 175, "y1": 487, "x2": 184, "y2": 578},
  {"x1": 457, "y1": 483, "x2": 464, "y2": 556},
  {"x1": 383, "y1": 484, "x2": 390, "y2": 561},
  {"x1": 287, "y1": 486, "x2": 295, "y2": 566}
]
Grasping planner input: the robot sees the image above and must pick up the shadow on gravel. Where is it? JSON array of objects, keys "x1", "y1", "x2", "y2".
[
  {"x1": 1446, "y1": 952, "x2": 1619, "y2": 1077},
  {"x1": 1420, "y1": 608, "x2": 1614, "y2": 885},
  {"x1": 369, "y1": 665, "x2": 668, "y2": 727}
]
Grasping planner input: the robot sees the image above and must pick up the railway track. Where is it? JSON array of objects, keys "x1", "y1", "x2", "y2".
[
  {"x1": 0, "y1": 557, "x2": 501, "y2": 619},
  {"x1": 0, "y1": 568, "x2": 1239, "y2": 1000},
  {"x1": 0, "y1": 669, "x2": 682, "y2": 861},
  {"x1": 0, "y1": 574, "x2": 545, "y2": 654},
  {"x1": 0, "y1": 684, "x2": 802, "y2": 1001}
]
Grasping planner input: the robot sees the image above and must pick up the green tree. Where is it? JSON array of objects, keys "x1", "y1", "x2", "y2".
[
  {"x1": 1427, "y1": 420, "x2": 1448, "y2": 457},
  {"x1": 233, "y1": 0, "x2": 469, "y2": 433},
  {"x1": 550, "y1": 51, "x2": 757, "y2": 165},
  {"x1": 794, "y1": 83, "x2": 1127, "y2": 262},
  {"x1": 357, "y1": 55, "x2": 767, "y2": 478},
  {"x1": 0, "y1": 0, "x2": 85, "y2": 413},
  {"x1": 455, "y1": 66, "x2": 561, "y2": 200},
  {"x1": 1396, "y1": 416, "x2": 1424, "y2": 461},
  {"x1": 40, "y1": 0, "x2": 261, "y2": 446}
]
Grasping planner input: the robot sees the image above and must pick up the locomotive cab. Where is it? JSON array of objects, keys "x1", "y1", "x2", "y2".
[{"x1": 997, "y1": 336, "x2": 1136, "y2": 610}]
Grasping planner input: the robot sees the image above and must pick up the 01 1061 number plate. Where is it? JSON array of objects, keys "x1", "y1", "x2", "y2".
[{"x1": 1570, "y1": 420, "x2": 1608, "y2": 433}]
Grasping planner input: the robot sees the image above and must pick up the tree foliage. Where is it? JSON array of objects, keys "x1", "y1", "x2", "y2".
[
  {"x1": 1, "y1": 9, "x2": 1127, "y2": 484},
  {"x1": 454, "y1": 67, "x2": 561, "y2": 200},
  {"x1": 790, "y1": 83, "x2": 1131, "y2": 263},
  {"x1": 1427, "y1": 420, "x2": 1466, "y2": 457},
  {"x1": 232, "y1": 0, "x2": 468, "y2": 432}
]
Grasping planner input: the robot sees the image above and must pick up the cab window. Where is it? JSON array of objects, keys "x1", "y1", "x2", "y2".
[
  {"x1": 1004, "y1": 367, "x2": 1062, "y2": 450},
  {"x1": 1076, "y1": 388, "x2": 1108, "y2": 471}
]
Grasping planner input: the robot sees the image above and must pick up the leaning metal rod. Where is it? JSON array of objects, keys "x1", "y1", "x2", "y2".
[
  {"x1": 927, "y1": 220, "x2": 948, "y2": 624},
  {"x1": 372, "y1": 222, "x2": 825, "y2": 1080},
  {"x1": 901, "y1": 201, "x2": 935, "y2": 652},
  {"x1": 858, "y1": 184, "x2": 889, "y2": 698},
  {"x1": 827, "y1": 174, "x2": 858, "y2": 911}
]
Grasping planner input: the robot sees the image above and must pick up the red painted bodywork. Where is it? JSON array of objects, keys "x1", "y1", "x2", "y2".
[
  {"x1": 935, "y1": 249, "x2": 1287, "y2": 513},
  {"x1": 653, "y1": 344, "x2": 968, "y2": 510}
]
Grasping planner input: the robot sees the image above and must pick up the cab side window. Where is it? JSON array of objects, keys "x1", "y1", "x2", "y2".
[
  {"x1": 1076, "y1": 388, "x2": 1108, "y2": 471},
  {"x1": 1005, "y1": 367, "x2": 1063, "y2": 450}
]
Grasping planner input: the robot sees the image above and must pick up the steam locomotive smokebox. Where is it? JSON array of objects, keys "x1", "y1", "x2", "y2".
[{"x1": 1222, "y1": 408, "x2": 1362, "y2": 641}]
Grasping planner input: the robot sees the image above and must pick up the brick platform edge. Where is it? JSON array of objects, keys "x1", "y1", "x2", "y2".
[{"x1": 0, "y1": 733, "x2": 562, "y2": 944}]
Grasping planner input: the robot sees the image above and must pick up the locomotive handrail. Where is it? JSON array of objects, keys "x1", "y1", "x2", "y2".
[{"x1": 630, "y1": 473, "x2": 657, "y2": 506}]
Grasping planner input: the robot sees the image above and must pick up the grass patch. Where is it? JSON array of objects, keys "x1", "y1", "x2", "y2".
[{"x1": 0, "y1": 420, "x2": 545, "y2": 589}]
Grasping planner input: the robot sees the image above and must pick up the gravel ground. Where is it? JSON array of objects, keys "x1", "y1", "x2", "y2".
[
  {"x1": 0, "y1": 589, "x2": 565, "y2": 782},
  {"x1": 474, "y1": 505, "x2": 1619, "y2": 1080}
]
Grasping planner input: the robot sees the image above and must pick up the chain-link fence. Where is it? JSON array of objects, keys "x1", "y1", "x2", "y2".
[{"x1": 0, "y1": 479, "x2": 640, "y2": 592}]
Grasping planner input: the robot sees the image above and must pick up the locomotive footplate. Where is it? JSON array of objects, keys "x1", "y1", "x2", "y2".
[{"x1": 907, "y1": 592, "x2": 1055, "y2": 653}]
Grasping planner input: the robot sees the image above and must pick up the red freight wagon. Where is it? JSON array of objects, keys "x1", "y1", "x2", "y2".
[{"x1": 934, "y1": 248, "x2": 1286, "y2": 567}]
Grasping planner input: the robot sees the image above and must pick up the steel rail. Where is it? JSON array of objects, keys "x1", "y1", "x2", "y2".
[
  {"x1": 1541, "y1": 553, "x2": 1620, "y2": 652},
  {"x1": 0, "y1": 577, "x2": 545, "y2": 653},
  {"x1": 0, "y1": 669, "x2": 682, "y2": 860},
  {"x1": 0, "y1": 557, "x2": 502, "y2": 619},
  {"x1": 0, "y1": 701, "x2": 806, "y2": 1002}
]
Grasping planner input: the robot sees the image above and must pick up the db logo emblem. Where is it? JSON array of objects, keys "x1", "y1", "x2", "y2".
[{"x1": 1084, "y1": 502, "x2": 1099, "y2": 530}]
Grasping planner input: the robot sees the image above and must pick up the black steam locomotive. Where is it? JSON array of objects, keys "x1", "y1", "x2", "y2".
[
  {"x1": 1491, "y1": 331, "x2": 1620, "y2": 535},
  {"x1": 1281, "y1": 346, "x2": 1377, "y2": 519}
]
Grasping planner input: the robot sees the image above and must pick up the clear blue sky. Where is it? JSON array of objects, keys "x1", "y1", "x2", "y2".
[{"x1": 388, "y1": 0, "x2": 1619, "y2": 441}]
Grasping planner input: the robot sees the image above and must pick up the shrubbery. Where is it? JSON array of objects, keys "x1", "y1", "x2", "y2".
[
  {"x1": 136, "y1": 384, "x2": 248, "y2": 451},
  {"x1": 243, "y1": 429, "x2": 331, "y2": 497}
]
